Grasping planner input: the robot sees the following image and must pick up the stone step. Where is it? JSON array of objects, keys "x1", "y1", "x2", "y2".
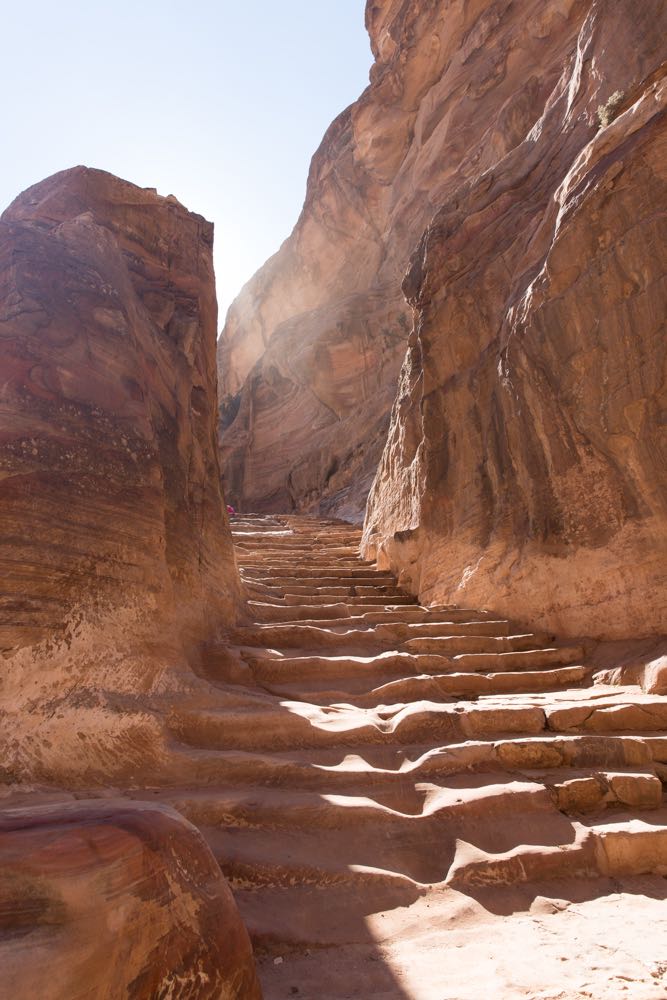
[
  {"x1": 401, "y1": 633, "x2": 552, "y2": 655},
  {"x1": 256, "y1": 584, "x2": 408, "y2": 599},
  {"x1": 245, "y1": 647, "x2": 583, "y2": 686},
  {"x1": 234, "y1": 545, "x2": 362, "y2": 557},
  {"x1": 279, "y1": 593, "x2": 417, "y2": 607},
  {"x1": 231, "y1": 882, "x2": 422, "y2": 947},
  {"x1": 447, "y1": 807, "x2": 667, "y2": 889},
  {"x1": 172, "y1": 693, "x2": 667, "y2": 755},
  {"x1": 265, "y1": 664, "x2": 590, "y2": 705},
  {"x1": 543, "y1": 697, "x2": 667, "y2": 734},
  {"x1": 240, "y1": 574, "x2": 398, "y2": 588},
  {"x1": 190, "y1": 770, "x2": 661, "y2": 897},
  {"x1": 164, "y1": 779, "x2": 560, "y2": 849},
  {"x1": 170, "y1": 700, "x2": 553, "y2": 752},
  {"x1": 451, "y1": 646, "x2": 584, "y2": 671},
  {"x1": 171, "y1": 733, "x2": 664, "y2": 792},
  {"x1": 241, "y1": 567, "x2": 393, "y2": 581},
  {"x1": 520, "y1": 767, "x2": 663, "y2": 813},
  {"x1": 229, "y1": 619, "x2": 516, "y2": 649}
]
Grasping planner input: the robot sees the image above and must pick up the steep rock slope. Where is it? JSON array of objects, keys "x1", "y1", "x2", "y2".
[
  {"x1": 363, "y1": 1, "x2": 667, "y2": 638},
  {"x1": 0, "y1": 168, "x2": 241, "y2": 782}
]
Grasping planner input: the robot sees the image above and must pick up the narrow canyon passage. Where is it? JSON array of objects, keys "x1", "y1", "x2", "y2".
[{"x1": 141, "y1": 515, "x2": 667, "y2": 998}]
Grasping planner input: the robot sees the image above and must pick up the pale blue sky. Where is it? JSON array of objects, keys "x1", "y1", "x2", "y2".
[{"x1": 1, "y1": 1, "x2": 371, "y2": 316}]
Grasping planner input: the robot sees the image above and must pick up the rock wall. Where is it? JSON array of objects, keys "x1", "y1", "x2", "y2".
[
  {"x1": 0, "y1": 167, "x2": 241, "y2": 781},
  {"x1": 363, "y1": 0, "x2": 667, "y2": 639}
]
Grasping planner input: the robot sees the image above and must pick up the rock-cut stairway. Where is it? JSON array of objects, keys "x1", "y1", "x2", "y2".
[{"x1": 161, "y1": 515, "x2": 667, "y2": 996}]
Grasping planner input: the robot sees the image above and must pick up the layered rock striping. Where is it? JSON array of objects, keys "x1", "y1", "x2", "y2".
[
  {"x1": 0, "y1": 168, "x2": 241, "y2": 783},
  {"x1": 0, "y1": 800, "x2": 261, "y2": 1000}
]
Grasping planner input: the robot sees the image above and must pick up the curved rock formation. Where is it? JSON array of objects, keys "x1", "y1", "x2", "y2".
[
  {"x1": 0, "y1": 168, "x2": 241, "y2": 782},
  {"x1": 0, "y1": 800, "x2": 261, "y2": 999},
  {"x1": 363, "y1": 0, "x2": 667, "y2": 639}
]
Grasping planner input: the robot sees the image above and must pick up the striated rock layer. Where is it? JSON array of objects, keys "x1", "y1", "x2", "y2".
[
  {"x1": 0, "y1": 168, "x2": 241, "y2": 782},
  {"x1": 363, "y1": 0, "x2": 667, "y2": 639},
  {"x1": 0, "y1": 800, "x2": 261, "y2": 999}
]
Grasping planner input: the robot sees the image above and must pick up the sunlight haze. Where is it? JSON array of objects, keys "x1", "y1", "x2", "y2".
[{"x1": 1, "y1": 0, "x2": 371, "y2": 318}]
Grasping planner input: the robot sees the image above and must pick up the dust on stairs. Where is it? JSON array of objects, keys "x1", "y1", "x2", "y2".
[{"x1": 161, "y1": 515, "x2": 667, "y2": 997}]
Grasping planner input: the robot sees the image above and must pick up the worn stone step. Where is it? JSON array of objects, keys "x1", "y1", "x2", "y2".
[
  {"x1": 171, "y1": 733, "x2": 662, "y2": 793},
  {"x1": 241, "y1": 574, "x2": 399, "y2": 588},
  {"x1": 266, "y1": 665, "x2": 590, "y2": 705},
  {"x1": 451, "y1": 646, "x2": 584, "y2": 671},
  {"x1": 169, "y1": 700, "x2": 549, "y2": 752},
  {"x1": 229, "y1": 619, "x2": 516, "y2": 650},
  {"x1": 447, "y1": 808, "x2": 667, "y2": 888},
  {"x1": 258, "y1": 584, "x2": 408, "y2": 599},
  {"x1": 544, "y1": 697, "x2": 667, "y2": 734},
  {"x1": 402, "y1": 633, "x2": 551, "y2": 655},
  {"x1": 245, "y1": 649, "x2": 582, "y2": 687},
  {"x1": 241, "y1": 567, "x2": 394, "y2": 581},
  {"x1": 279, "y1": 593, "x2": 416, "y2": 607}
]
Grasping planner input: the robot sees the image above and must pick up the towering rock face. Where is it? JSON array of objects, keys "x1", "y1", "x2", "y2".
[
  {"x1": 363, "y1": 0, "x2": 667, "y2": 639},
  {"x1": 219, "y1": 0, "x2": 665, "y2": 637},
  {"x1": 0, "y1": 167, "x2": 241, "y2": 781}
]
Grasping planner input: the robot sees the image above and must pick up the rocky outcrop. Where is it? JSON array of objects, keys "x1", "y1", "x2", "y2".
[
  {"x1": 363, "y1": 0, "x2": 667, "y2": 639},
  {"x1": 0, "y1": 168, "x2": 241, "y2": 782},
  {"x1": 0, "y1": 799, "x2": 261, "y2": 999}
]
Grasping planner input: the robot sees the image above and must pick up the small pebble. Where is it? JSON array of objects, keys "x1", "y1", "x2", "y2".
[{"x1": 273, "y1": 956, "x2": 283, "y2": 966}]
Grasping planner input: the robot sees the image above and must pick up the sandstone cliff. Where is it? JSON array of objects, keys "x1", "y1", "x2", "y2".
[
  {"x1": 0, "y1": 167, "x2": 241, "y2": 781},
  {"x1": 219, "y1": 0, "x2": 666, "y2": 638},
  {"x1": 363, "y1": 0, "x2": 667, "y2": 639}
]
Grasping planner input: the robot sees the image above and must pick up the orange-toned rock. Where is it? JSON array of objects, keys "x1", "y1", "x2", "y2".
[
  {"x1": 361, "y1": 0, "x2": 667, "y2": 639},
  {"x1": 0, "y1": 168, "x2": 241, "y2": 782},
  {"x1": 0, "y1": 800, "x2": 261, "y2": 999}
]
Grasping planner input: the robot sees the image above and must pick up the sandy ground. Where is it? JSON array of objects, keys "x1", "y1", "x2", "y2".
[{"x1": 256, "y1": 877, "x2": 667, "y2": 1000}]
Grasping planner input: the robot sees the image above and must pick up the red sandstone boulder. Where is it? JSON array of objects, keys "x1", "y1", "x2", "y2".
[{"x1": 0, "y1": 799, "x2": 261, "y2": 999}]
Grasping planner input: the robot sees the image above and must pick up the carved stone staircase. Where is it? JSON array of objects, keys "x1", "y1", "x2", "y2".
[{"x1": 154, "y1": 514, "x2": 667, "y2": 995}]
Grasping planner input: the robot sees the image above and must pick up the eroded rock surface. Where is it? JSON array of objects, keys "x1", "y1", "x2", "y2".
[
  {"x1": 0, "y1": 168, "x2": 241, "y2": 782},
  {"x1": 0, "y1": 799, "x2": 261, "y2": 1000},
  {"x1": 363, "y1": 1, "x2": 667, "y2": 639}
]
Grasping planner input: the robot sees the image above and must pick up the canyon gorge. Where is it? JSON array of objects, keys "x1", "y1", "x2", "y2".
[{"x1": 1, "y1": 0, "x2": 666, "y2": 998}]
